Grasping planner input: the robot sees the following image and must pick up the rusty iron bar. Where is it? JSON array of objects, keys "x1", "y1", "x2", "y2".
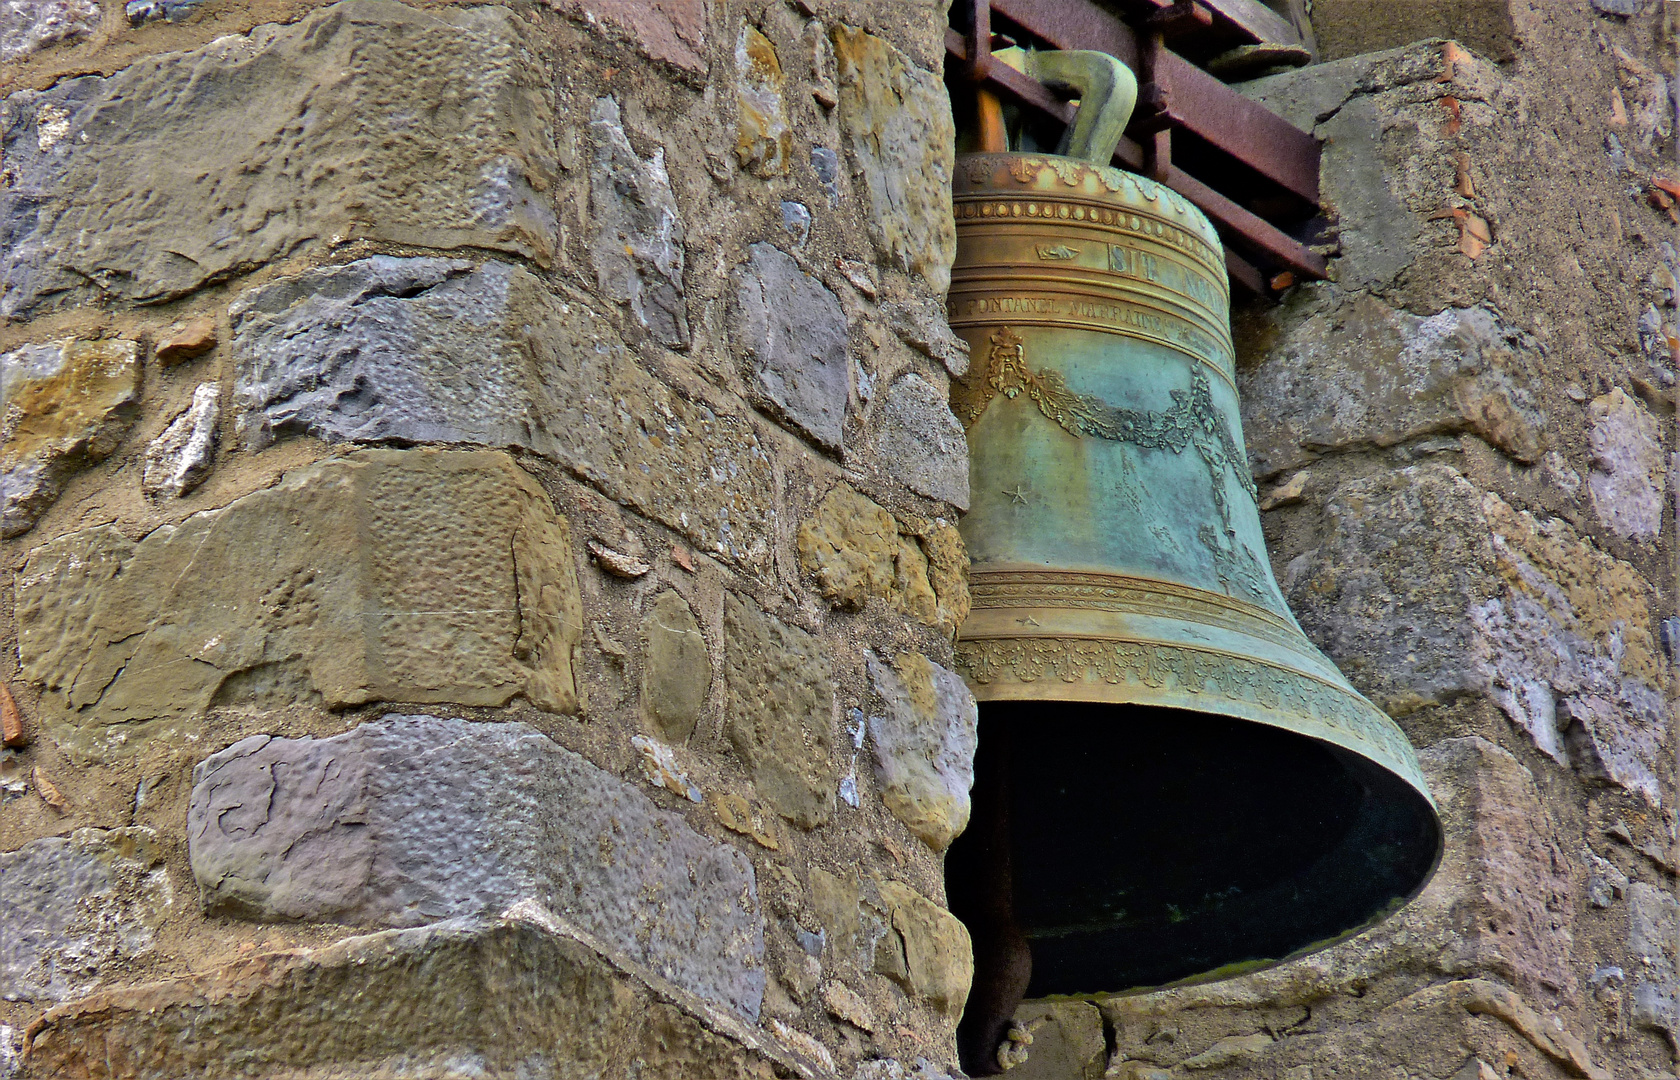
[
  {"x1": 945, "y1": 29, "x2": 1329, "y2": 285},
  {"x1": 986, "y1": 0, "x2": 1319, "y2": 206}
]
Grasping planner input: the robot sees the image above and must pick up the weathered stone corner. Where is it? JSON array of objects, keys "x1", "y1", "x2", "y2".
[{"x1": 867, "y1": 652, "x2": 978, "y2": 852}]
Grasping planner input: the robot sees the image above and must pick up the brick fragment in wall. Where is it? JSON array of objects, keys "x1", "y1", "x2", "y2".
[
  {"x1": 188, "y1": 715, "x2": 765, "y2": 1019},
  {"x1": 27, "y1": 912, "x2": 794, "y2": 1079},
  {"x1": 1, "y1": 339, "x2": 141, "y2": 538},
  {"x1": 641, "y1": 589, "x2": 711, "y2": 744},
  {"x1": 0, "y1": 0, "x2": 556, "y2": 318},
  {"x1": 1239, "y1": 296, "x2": 1544, "y2": 480},
  {"x1": 0, "y1": 0, "x2": 99, "y2": 62},
  {"x1": 16, "y1": 450, "x2": 584, "y2": 759},
  {"x1": 1628, "y1": 882, "x2": 1679, "y2": 1041},
  {"x1": 1287, "y1": 465, "x2": 1665, "y2": 802},
  {"x1": 0, "y1": 828, "x2": 171, "y2": 1003},
  {"x1": 723, "y1": 594, "x2": 838, "y2": 830},
  {"x1": 590, "y1": 96, "x2": 689, "y2": 348},
  {"x1": 231, "y1": 257, "x2": 775, "y2": 568},
  {"x1": 872, "y1": 373, "x2": 970, "y2": 508},
  {"x1": 866, "y1": 652, "x2": 977, "y2": 852},
  {"x1": 830, "y1": 26, "x2": 956, "y2": 295},
  {"x1": 735, "y1": 26, "x2": 791, "y2": 178},
  {"x1": 732, "y1": 242, "x2": 850, "y2": 451},
  {"x1": 872, "y1": 880, "x2": 972, "y2": 1019},
  {"x1": 796, "y1": 484, "x2": 969, "y2": 633},
  {"x1": 549, "y1": 0, "x2": 706, "y2": 74},
  {"x1": 141, "y1": 382, "x2": 219, "y2": 499},
  {"x1": 1587, "y1": 387, "x2": 1664, "y2": 541}
]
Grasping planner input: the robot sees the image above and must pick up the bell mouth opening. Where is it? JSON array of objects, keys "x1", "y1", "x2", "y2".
[{"x1": 946, "y1": 699, "x2": 1442, "y2": 999}]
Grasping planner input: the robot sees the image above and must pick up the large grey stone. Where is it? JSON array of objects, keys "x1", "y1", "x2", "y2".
[
  {"x1": 231, "y1": 256, "x2": 776, "y2": 568},
  {"x1": 1240, "y1": 296, "x2": 1543, "y2": 480},
  {"x1": 1629, "y1": 882, "x2": 1678, "y2": 1040},
  {"x1": 1, "y1": 339, "x2": 141, "y2": 538},
  {"x1": 724, "y1": 595, "x2": 838, "y2": 830},
  {"x1": 590, "y1": 97, "x2": 689, "y2": 348},
  {"x1": 866, "y1": 652, "x2": 977, "y2": 852},
  {"x1": 1288, "y1": 465, "x2": 1666, "y2": 801},
  {"x1": 0, "y1": 0, "x2": 99, "y2": 61},
  {"x1": 0, "y1": 0, "x2": 556, "y2": 317},
  {"x1": 0, "y1": 828, "x2": 171, "y2": 1003},
  {"x1": 27, "y1": 911, "x2": 802, "y2": 1079},
  {"x1": 188, "y1": 715, "x2": 764, "y2": 1018},
  {"x1": 830, "y1": 26, "x2": 956, "y2": 295},
  {"x1": 872, "y1": 373, "x2": 969, "y2": 508},
  {"x1": 17, "y1": 450, "x2": 585, "y2": 757},
  {"x1": 1587, "y1": 388, "x2": 1664, "y2": 541},
  {"x1": 732, "y1": 243, "x2": 850, "y2": 451}
]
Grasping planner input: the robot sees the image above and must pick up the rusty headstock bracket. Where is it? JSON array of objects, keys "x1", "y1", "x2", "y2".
[{"x1": 948, "y1": 0, "x2": 1328, "y2": 298}]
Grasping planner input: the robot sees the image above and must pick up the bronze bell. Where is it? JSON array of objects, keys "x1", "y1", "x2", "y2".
[{"x1": 942, "y1": 50, "x2": 1441, "y2": 1072}]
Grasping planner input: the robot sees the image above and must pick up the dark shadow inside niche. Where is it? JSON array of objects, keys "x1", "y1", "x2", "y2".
[{"x1": 946, "y1": 700, "x2": 1440, "y2": 1062}]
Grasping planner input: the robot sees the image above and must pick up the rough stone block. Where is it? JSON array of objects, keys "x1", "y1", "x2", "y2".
[
  {"x1": 0, "y1": 828, "x2": 171, "y2": 1002},
  {"x1": 735, "y1": 26, "x2": 791, "y2": 177},
  {"x1": 0, "y1": 0, "x2": 99, "y2": 61},
  {"x1": 0, "y1": 0, "x2": 557, "y2": 317},
  {"x1": 231, "y1": 256, "x2": 776, "y2": 568},
  {"x1": 1628, "y1": 882, "x2": 1678, "y2": 1040},
  {"x1": 875, "y1": 880, "x2": 971, "y2": 1018},
  {"x1": 188, "y1": 715, "x2": 764, "y2": 1018},
  {"x1": 723, "y1": 595, "x2": 838, "y2": 829},
  {"x1": 141, "y1": 382, "x2": 218, "y2": 499},
  {"x1": 17, "y1": 450, "x2": 584, "y2": 757},
  {"x1": 2, "y1": 338, "x2": 141, "y2": 538},
  {"x1": 1587, "y1": 387, "x2": 1664, "y2": 541},
  {"x1": 831, "y1": 26, "x2": 956, "y2": 295},
  {"x1": 551, "y1": 0, "x2": 706, "y2": 73},
  {"x1": 1308, "y1": 0, "x2": 1518, "y2": 63},
  {"x1": 1239, "y1": 297, "x2": 1544, "y2": 480},
  {"x1": 590, "y1": 96, "x2": 689, "y2": 348},
  {"x1": 796, "y1": 484, "x2": 968, "y2": 632},
  {"x1": 732, "y1": 242, "x2": 850, "y2": 451},
  {"x1": 872, "y1": 373, "x2": 969, "y2": 508},
  {"x1": 642, "y1": 590, "x2": 712, "y2": 743},
  {"x1": 26, "y1": 912, "x2": 794, "y2": 1078},
  {"x1": 866, "y1": 652, "x2": 977, "y2": 852},
  {"x1": 1008, "y1": 1000, "x2": 1107, "y2": 1080}
]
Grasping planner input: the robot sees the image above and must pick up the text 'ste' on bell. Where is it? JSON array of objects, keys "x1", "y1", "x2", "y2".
[{"x1": 941, "y1": 47, "x2": 1442, "y2": 1073}]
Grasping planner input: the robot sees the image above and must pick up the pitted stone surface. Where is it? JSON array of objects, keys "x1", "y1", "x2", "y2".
[
  {"x1": 142, "y1": 382, "x2": 219, "y2": 499},
  {"x1": 642, "y1": 590, "x2": 711, "y2": 744},
  {"x1": 1240, "y1": 298, "x2": 1544, "y2": 480},
  {"x1": 872, "y1": 373, "x2": 969, "y2": 509},
  {"x1": 0, "y1": 828, "x2": 170, "y2": 1003},
  {"x1": 231, "y1": 257, "x2": 775, "y2": 568},
  {"x1": 796, "y1": 485, "x2": 968, "y2": 632},
  {"x1": 866, "y1": 653, "x2": 977, "y2": 852},
  {"x1": 590, "y1": 97, "x2": 689, "y2": 348},
  {"x1": 724, "y1": 595, "x2": 838, "y2": 829},
  {"x1": 2, "y1": 338, "x2": 141, "y2": 538},
  {"x1": 26, "y1": 914, "x2": 788, "y2": 1078},
  {"x1": 188, "y1": 715, "x2": 765, "y2": 1018},
  {"x1": 0, "y1": 0, "x2": 99, "y2": 61},
  {"x1": 0, "y1": 0, "x2": 556, "y2": 317},
  {"x1": 17, "y1": 450, "x2": 584, "y2": 757},
  {"x1": 732, "y1": 243, "x2": 850, "y2": 451},
  {"x1": 830, "y1": 26, "x2": 956, "y2": 295},
  {"x1": 1587, "y1": 388, "x2": 1664, "y2": 541}
]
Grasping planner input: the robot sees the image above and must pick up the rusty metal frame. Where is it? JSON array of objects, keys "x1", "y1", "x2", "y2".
[{"x1": 948, "y1": 0, "x2": 1328, "y2": 295}]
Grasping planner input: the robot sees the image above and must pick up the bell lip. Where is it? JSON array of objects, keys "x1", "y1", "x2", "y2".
[{"x1": 969, "y1": 690, "x2": 1447, "y2": 998}]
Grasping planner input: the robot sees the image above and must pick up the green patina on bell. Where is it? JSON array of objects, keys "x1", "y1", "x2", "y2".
[{"x1": 943, "y1": 50, "x2": 1441, "y2": 1004}]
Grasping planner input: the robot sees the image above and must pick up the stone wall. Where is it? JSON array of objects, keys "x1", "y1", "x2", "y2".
[
  {"x1": 1015, "y1": 3, "x2": 1680, "y2": 1078},
  {"x1": 0, "y1": 1, "x2": 975, "y2": 1076}
]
